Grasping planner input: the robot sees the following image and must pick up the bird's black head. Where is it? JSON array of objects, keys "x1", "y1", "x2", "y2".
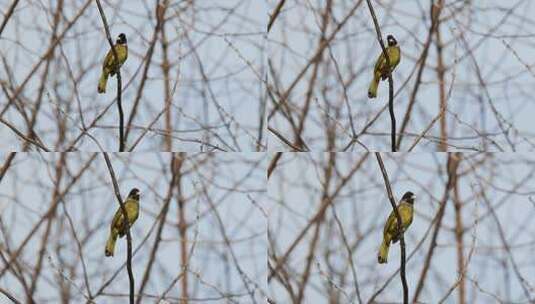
[
  {"x1": 387, "y1": 35, "x2": 397, "y2": 47},
  {"x1": 116, "y1": 33, "x2": 127, "y2": 45},
  {"x1": 128, "y1": 188, "x2": 140, "y2": 200},
  {"x1": 401, "y1": 191, "x2": 415, "y2": 204}
]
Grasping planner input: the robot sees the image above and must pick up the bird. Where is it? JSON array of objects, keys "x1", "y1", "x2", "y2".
[
  {"x1": 368, "y1": 34, "x2": 401, "y2": 99},
  {"x1": 97, "y1": 33, "x2": 128, "y2": 94},
  {"x1": 378, "y1": 191, "x2": 415, "y2": 264},
  {"x1": 105, "y1": 188, "x2": 140, "y2": 257}
]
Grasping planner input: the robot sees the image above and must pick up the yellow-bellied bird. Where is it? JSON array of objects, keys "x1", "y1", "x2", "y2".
[
  {"x1": 368, "y1": 35, "x2": 400, "y2": 99},
  {"x1": 97, "y1": 33, "x2": 128, "y2": 94},
  {"x1": 378, "y1": 191, "x2": 414, "y2": 264},
  {"x1": 105, "y1": 188, "x2": 140, "y2": 257}
]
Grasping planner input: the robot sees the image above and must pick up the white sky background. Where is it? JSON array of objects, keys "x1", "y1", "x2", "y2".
[
  {"x1": 268, "y1": 153, "x2": 535, "y2": 303},
  {"x1": 0, "y1": 1, "x2": 267, "y2": 151},
  {"x1": 267, "y1": 1, "x2": 535, "y2": 151},
  {"x1": 0, "y1": 152, "x2": 267, "y2": 303}
]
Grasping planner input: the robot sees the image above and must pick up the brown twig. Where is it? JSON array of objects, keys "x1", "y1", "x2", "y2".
[
  {"x1": 0, "y1": 152, "x2": 16, "y2": 183},
  {"x1": 0, "y1": 0, "x2": 91, "y2": 125},
  {"x1": 28, "y1": 154, "x2": 66, "y2": 300},
  {"x1": 267, "y1": 0, "x2": 363, "y2": 122},
  {"x1": 267, "y1": 0, "x2": 286, "y2": 33},
  {"x1": 268, "y1": 154, "x2": 369, "y2": 282},
  {"x1": 177, "y1": 156, "x2": 188, "y2": 302},
  {"x1": 452, "y1": 168, "x2": 466, "y2": 303},
  {"x1": 331, "y1": 204, "x2": 362, "y2": 303},
  {"x1": 135, "y1": 153, "x2": 183, "y2": 303},
  {"x1": 0, "y1": 155, "x2": 96, "y2": 279},
  {"x1": 396, "y1": 1, "x2": 444, "y2": 150},
  {"x1": 268, "y1": 126, "x2": 306, "y2": 151},
  {"x1": 1, "y1": 116, "x2": 50, "y2": 151},
  {"x1": 267, "y1": 152, "x2": 282, "y2": 179},
  {"x1": 0, "y1": 287, "x2": 21, "y2": 304},
  {"x1": 124, "y1": 0, "x2": 164, "y2": 145},
  {"x1": 0, "y1": 0, "x2": 20, "y2": 37},
  {"x1": 435, "y1": 19, "x2": 447, "y2": 151},
  {"x1": 159, "y1": 2, "x2": 172, "y2": 151},
  {"x1": 412, "y1": 153, "x2": 461, "y2": 302}
]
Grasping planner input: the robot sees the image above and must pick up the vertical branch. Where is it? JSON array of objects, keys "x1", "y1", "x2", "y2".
[
  {"x1": 124, "y1": 0, "x2": 164, "y2": 144},
  {"x1": 94, "y1": 0, "x2": 124, "y2": 151},
  {"x1": 158, "y1": 2, "x2": 172, "y2": 151},
  {"x1": 135, "y1": 153, "x2": 184, "y2": 304},
  {"x1": 292, "y1": 0, "x2": 331, "y2": 150},
  {"x1": 366, "y1": 0, "x2": 396, "y2": 151},
  {"x1": 28, "y1": 153, "x2": 66, "y2": 301},
  {"x1": 257, "y1": 61, "x2": 268, "y2": 151},
  {"x1": 295, "y1": 152, "x2": 335, "y2": 303},
  {"x1": 102, "y1": 153, "x2": 134, "y2": 304},
  {"x1": 412, "y1": 153, "x2": 461, "y2": 302},
  {"x1": 116, "y1": 72, "x2": 124, "y2": 151},
  {"x1": 176, "y1": 154, "x2": 188, "y2": 302},
  {"x1": 23, "y1": 0, "x2": 63, "y2": 151},
  {"x1": 396, "y1": 1, "x2": 443, "y2": 150},
  {"x1": 331, "y1": 204, "x2": 362, "y2": 303},
  {"x1": 387, "y1": 74, "x2": 396, "y2": 151},
  {"x1": 374, "y1": 153, "x2": 408, "y2": 303},
  {"x1": 435, "y1": 21, "x2": 447, "y2": 151},
  {"x1": 453, "y1": 169, "x2": 466, "y2": 304}
]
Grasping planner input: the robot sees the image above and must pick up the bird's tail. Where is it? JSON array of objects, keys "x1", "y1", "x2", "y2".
[
  {"x1": 97, "y1": 70, "x2": 109, "y2": 94},
  {"x1": 368, "y1": 73, "x2": 380, "y2": 99},
  {"x1": 378, "y1": 237, "x2": 390, "y2": 264},
  {"x1": 105, "y1": 231, "x2": 117, "y2": 257}
]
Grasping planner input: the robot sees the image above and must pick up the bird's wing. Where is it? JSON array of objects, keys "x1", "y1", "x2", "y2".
[
  {"x1": 374, "y1": 51, "x2": 386, "y2": 74},
  {"x1": 103, "y1": 44, "x2": 128, "y2": 71},
  {"x1": 385, "y1": 202, "x2": 412, "y2": 235},
  {"x1": 103, "y1": 47, "x2": 115, "y2": 70},
  {"x1": 103, "y1": 44, "x2": 126, "y2": 68},
  {"x1": 111, "y1": 206, "x2": 124, "y2": 230},
  {"x1": 384, "y1": 209, "x2": 398, "y2": 235},
  {"x1": 375, "y1": 46, "x2": 400, "y2": 76}
]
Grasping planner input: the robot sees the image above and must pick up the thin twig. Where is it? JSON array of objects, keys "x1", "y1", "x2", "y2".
[
  {"x1": 267, "y1": 152, "x2": 282, "y2": 179},
  {"x1": 0, "y1": 118, "x2": 50, "y2": 151},
  {"x1": 0, "y1": 287, "x2": 22, "y2": 304},
  {"x1": 135, "y1": 154, "x2": 182, "y2": 304},
  {"x1": 0, "y1": 153, "x2": 16, "y2": 183},
  {"x1": 412, "y1": 153, "x2": 461, "y2": 302},
  {"x1": 267, "y1": 0, "x2": 286, "y2": 32},
  {"x1": 331, "y1": 205, "x2": 362, "y2": 303},
  {"x1": 0, "y1": 0, "x2": 20, "y2": 37},
  {"x1": 396, "y1": 1, "x2": 444, "y2": 150},
  {"x1": 124, "y1": 0, "x2": 164, "y2": 145}
]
